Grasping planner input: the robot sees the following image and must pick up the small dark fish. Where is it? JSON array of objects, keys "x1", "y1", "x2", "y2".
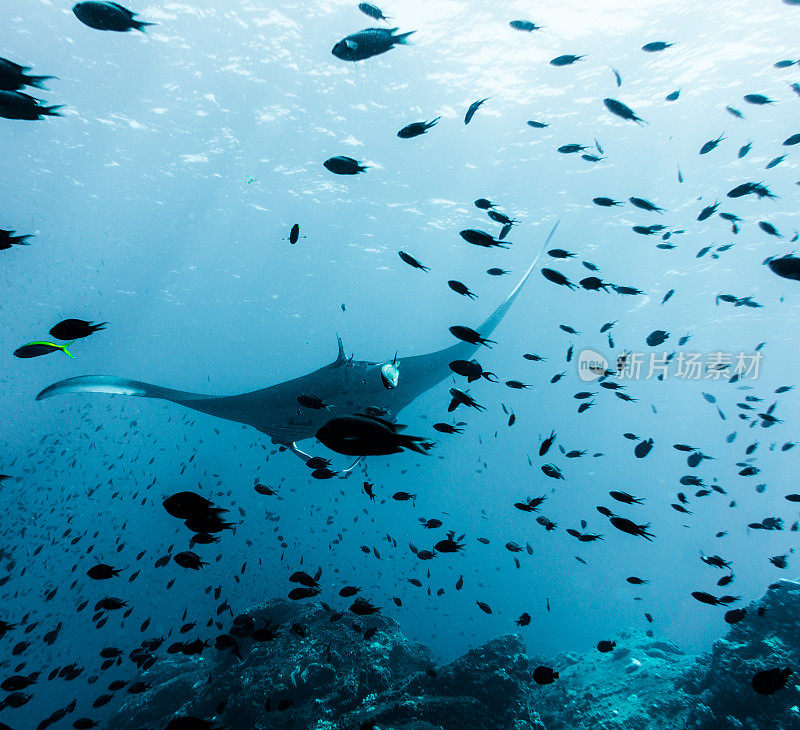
[
  {"x1": 72, "y1": 1, "x2": 155, "y2": 32},
  {"x1": 487, "y1": 268, "x2": 508, "y2": 276},
  {"x1": 350, "y1": 598, "x2": 380, "y2": 615},
  {"x1": 550, "y1": 54, "x2": 584, "y2": 66},
  {"x1": 642, "y1": 41, "x2": 673, "y2": 52},
  {"x1": 629, "y1": 197, "x2": 664, "y2": 213},
  {"x1": 464, "y1": 98, "x2": 489, "y2": 125},
  {"x1": 449, "y1": 325, "x2": 494, "y2": 347},
  {"x1": 505, "y1": 380, "x2": 530, "y2": 389},
  {"x1": 665, "y1": 90, "x2": 680, "y2": 101},
  {"x1": 752, "y1": 667, "x2": 792, "y2": 695},
  {"x1": 433, "y1": 422, "x2": 464, "y2": 434},
  {"x1": 398, "y1": 250, "x2": 429, "y2": 271},
  {"x1": 743, "y1": 93, "x2": 774, "y2": 105},
  {"x1": 603, "y1": 98, "x2": 645, "y2": 125},
  {"x1": 691, "y1": 591, "x2": 726, "y2": 606},
  {"x1": 526, "y1": 120, "x2": 549, "y2": 128},
  {"x1": 766, "y1": 154, "x2": 786, "y2": 169},
  {"x1": 297, "y1": 394, "x2": 329, "y2": 409},
  {"x1": 759, "y1": 221, "x2": 781, "y2": 237},
  {"x1": 612, "y1": 284, "x2": 644, "y2": 295},
  {"x1": 646, "y1": 330, "x2": 669, "y2": 347},
  {"x1": 398, "y1": 117, "x2": 440, "y2": 138},
  {"x1": 634, "y1": 438, "x2": 654, "y2": 458},
  {"x1": 0, "y1": 229, "x2": 32, "y2": 249},
  {"x1": 323, "y1": 156, "x2": 368, "y2": 175},
  {"x1": 541, "y1": 268, "x2": 576, "y2": 289},
  {"x1": 0, "y1": 90, "x2": 61, "y2": 120},
  {"x1": 332, "y1": 27, "x2": 414, "y2": 62},
  {"x1": 532, "y1": 666, "x2": 558, "y2": 685},
  {"x1": 474, "y1": 198, "x2": 495, "y2": 209},
  {"x1": 699, "y1": 134, "x2": 725, "y2": 154},
  {"x1": 487, "y1": 210, "x2": 516, "y2": 226},
  {"x1": 579, "y1": 276, "x2": 607, "y2": 291},
  {"x1": 738, "y1": 141, "x2": 752, "y2": 158},
  {"x1": 460, "y1": 229, "x2": 508, "y2": 248},
  {"x1": 609, "y1": 517, "x2": 654, "y2": 540},
  {"x1": 593, "y1": 197, "x2": 622, "y2": 207},
  {"x1": 697, "y1": 202, "x2": 720, "y2": 221},
  {"x1": 726, "y1": 106, "x2": 744, "y2": 118},
  {"x1": 358, "y1": 3, "x2": 390, "y2": 22},
  {"x1": 558, "y1": 143, "x2": 588, "y2": 153},
  {"x1": 509, "y1": 20, "x2": 541, "y2": 32},
  {"x1": 49, "y1": 319, "x2": 106, "y2": 340},
  {"x1": 0, "y1": 58, "x2": 54, "y2": 92},
  {"x1": 610, "y1": 491, "x2": 644, "y2": 505},
  {"x1": 447, "y1": 280, "x2": 477, "y2": 299},
  {"x1": 174, "y1": 551, "x2": 206, "y2": 570},
  {"x1": 449, "y1": 359, "x2": 485, "y2": 382},
  {"x1": 724, "y1": 608, "x2": 746, "y2": 624}
]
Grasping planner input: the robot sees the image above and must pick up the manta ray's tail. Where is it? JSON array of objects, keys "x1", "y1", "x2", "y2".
[{"x1": 35, "y1": 375, "x2": 215, "y2": 405}]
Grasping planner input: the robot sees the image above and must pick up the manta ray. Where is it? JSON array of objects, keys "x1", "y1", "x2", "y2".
[{"x1": 37, "y1": 223, "x2": 559, "y2": 469}]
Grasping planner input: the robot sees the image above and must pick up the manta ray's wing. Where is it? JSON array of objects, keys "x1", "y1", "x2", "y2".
[
  {"x1": 37, "y1": 375, "x2": 230, "y2": 416},
  {"x1": 35, "y1": 220, "x2": 558, "y2": 456},
  {"x1": 35, "y1": 338, "x2": 352, "y2": 445}
]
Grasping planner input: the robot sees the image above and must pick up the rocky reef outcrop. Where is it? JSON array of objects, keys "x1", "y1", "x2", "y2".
[
  {"x1": 108, "y1": 581, "x2": 800, "y2": 730},
  {"x1": 679, "y1": 579, "x2": 800, "y2": 730},
  {"x1": 532, "y1": 629, "x2": 695, "y2": 730},
  {"x1": 108, "y1": 599, "x2": 543, "y2": 730}
]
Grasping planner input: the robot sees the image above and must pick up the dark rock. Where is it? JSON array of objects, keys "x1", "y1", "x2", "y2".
[
  {"x1": 680, "y1": 579, "x2": 800, "y2": 729},
  {"x1": 107, "y1": 599, "x2": 543, "y2": 730},
  {"x1": 107, "y1": 582, "x2": 800, "y2": 730}
]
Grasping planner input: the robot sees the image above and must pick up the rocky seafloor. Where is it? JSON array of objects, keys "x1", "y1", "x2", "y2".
[{"x1": 109, "y1": 579, "x2": 800, "y2": 730}]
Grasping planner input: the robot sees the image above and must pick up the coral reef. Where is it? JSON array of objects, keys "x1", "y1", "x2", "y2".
[
  {"x1": 108, "y1": 581, "x2": 800, "y2": 730},
  {"x1": 108, "y1": 599, "x2": 543, "y2": 730},
  {"x1": 680, "y1": 579, "x2": 800, "y2": 730},
  {"x1": 533, "y1": 629, "x2": 694, "y2": 730}
]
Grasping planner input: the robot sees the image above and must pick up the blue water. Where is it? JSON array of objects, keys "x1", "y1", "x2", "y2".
[{"x1": 3, "y1": 0, "x2": 800, "y2": 725}]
